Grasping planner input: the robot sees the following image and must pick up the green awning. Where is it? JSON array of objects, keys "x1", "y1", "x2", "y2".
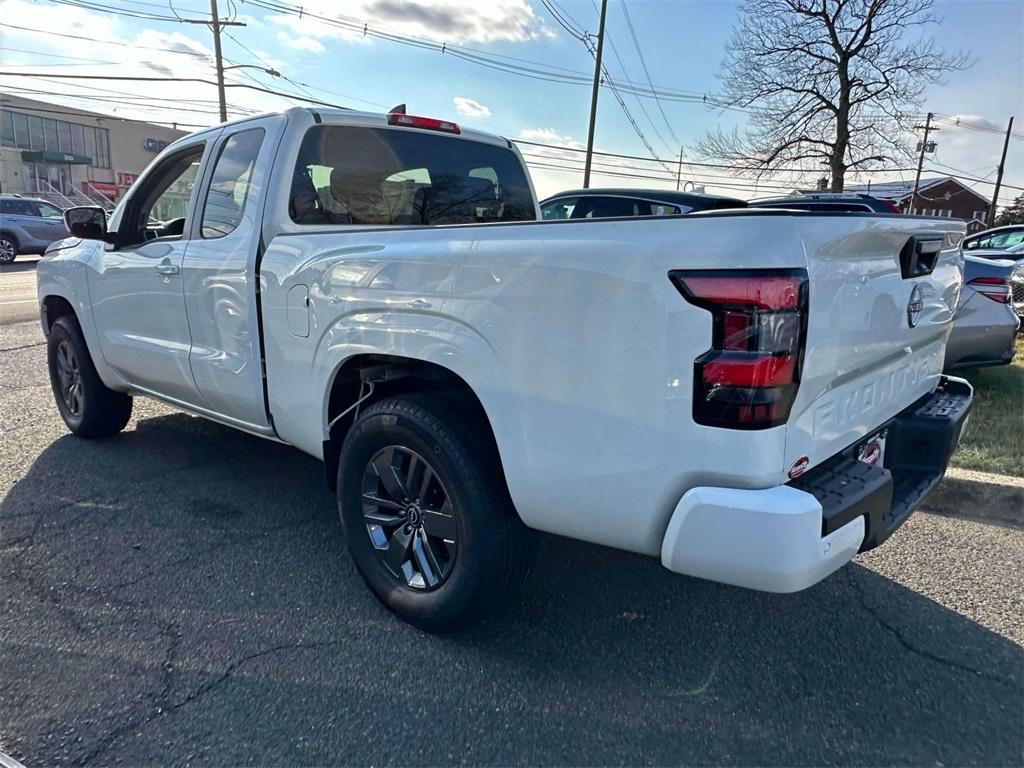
[{"x1": 20, "y1": 150, "x2": 93, "y2": 165}]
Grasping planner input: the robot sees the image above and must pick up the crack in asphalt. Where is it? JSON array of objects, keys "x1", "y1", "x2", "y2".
[
  {"x1": 78, "y1": 638, "x2": 352, "y2": 766},
  {"x1": 0, "y1": 342, "x2": 45, "y2": 353},
  {"x1": 846, "y1": 569, "x2": 1017, "y2": 687}
]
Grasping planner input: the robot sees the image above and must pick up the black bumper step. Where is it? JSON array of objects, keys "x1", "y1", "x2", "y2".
[{"x1": 789, "y1": 377, "x2": 972, "y2": 552}]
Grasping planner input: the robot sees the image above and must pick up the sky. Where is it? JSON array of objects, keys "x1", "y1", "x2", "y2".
[{"x1": 0, "y1": 0, "x2": 1022, "y2": 205}]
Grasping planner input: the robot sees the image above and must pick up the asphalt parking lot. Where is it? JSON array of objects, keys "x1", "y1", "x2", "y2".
[
  {"x1": 1, "y1": 309, "x2": 1022, "y2": 766},
  {"x1": 0, "y1": 257, "x2": 42, "y2": 326}
]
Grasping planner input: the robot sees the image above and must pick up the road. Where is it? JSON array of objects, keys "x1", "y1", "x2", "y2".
[
  {"x1": 0, "y1": 256, "x2": 41, "y2": 326},
  {"x1": 0, "y1": 317, "x2": 1022, "y2": 767}
]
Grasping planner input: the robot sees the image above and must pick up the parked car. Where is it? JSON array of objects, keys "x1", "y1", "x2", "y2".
[
  {"x1": 962, "y1": 224, "x2": 1024, "y2": 253},
  {"x1": 540, "y1": 188, "x2": 745, "y2": 219},
  {"x1": 945, "y1": 255, "x2": 1022, "y2": 370},
  {"x1": 748, "y1": 192, "x2": 903, "y2": 214},
  {"x1": 39, "y1": 107, "x2": 971, "y2": 631},
  {"x1": 0, "y1": 194, "x2": 69, "y2": 265},
  {"x1": 960, "y1": 240, "x2": 1024, "y2": 262}
]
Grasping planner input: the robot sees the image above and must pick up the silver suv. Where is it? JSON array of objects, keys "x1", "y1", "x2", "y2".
[{"x1": 0, "y1": 195, "x2": 69, "y2": 265}]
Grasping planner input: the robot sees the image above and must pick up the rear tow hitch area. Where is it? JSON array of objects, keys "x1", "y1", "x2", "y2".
[{"x1": 789, "y1": 376, "x2": 973, "y2": 551}]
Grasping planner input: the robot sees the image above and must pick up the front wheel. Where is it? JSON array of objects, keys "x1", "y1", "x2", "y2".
[
  {"x1": 0, "y1": 235, "x2": 17, "y2": 265},
  {"x1": 337, "y1": 393, "x2": 536, "y2": 632},
  {"x1": 47, "y1": 315, "x2": 132, "y2": 438}
]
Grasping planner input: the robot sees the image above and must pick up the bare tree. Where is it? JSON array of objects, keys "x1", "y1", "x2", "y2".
[{"x1": 697, "y1": 0, "x2": 971, "y2": 192}]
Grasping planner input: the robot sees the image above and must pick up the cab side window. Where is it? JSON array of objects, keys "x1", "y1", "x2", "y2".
[
  {"x1": 201, "y1": 128, "x2": 265, "y2": 239},
  {"x1": 116, "y1": 143, "x2": 205, "y2": 248}
]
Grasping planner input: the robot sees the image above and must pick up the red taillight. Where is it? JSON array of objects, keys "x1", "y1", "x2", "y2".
[
  {"x1": 881, "y1": 199, "x2": 902, "y2": 214},
  {"x1": 670, "y1": 269, "x2": 808, "y2": 430},
  {"x1": 387, "y1": 112, "x2": 461, "y2": 134},
  {"x1": 968, "y1": 276, "x2": 1011, "y2": 304}
]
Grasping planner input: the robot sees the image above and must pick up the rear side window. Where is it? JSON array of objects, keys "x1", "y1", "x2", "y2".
[
  {"x1": 973, "y1": 230, "x2": 1024, "y2": 249},
  {"x1": 290, "y1": 125, "x2": 535, "y2": 226},
  {"x1": 202, "y1": 128, "x2": 265, "y2": 239},
  {"x1": 540, "y1": 198, "x2": 578, "y2": 220},
  {"x1": 574, "y1": 197, "x2": 639, "y2": 218},
  {"x1": 1, "y1": 199, "x2": 37, "y2": 216}
]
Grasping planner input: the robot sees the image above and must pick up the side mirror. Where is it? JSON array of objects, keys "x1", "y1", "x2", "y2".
[
  {"x1": 964, "y1": 240, "x2": 978, "y2": 250},
  {"x1": 64, "y1": 206, "x2": 107, "y2": 242}
]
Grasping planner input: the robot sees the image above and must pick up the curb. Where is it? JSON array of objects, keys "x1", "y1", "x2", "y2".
[{"x1": 923, "y1": 467, "x2": 1024, "y2": 527}]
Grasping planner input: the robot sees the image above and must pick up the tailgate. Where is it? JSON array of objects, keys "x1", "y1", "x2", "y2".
[{"x1": 784, "y1": 216, "x2": 965, "y2": 477}]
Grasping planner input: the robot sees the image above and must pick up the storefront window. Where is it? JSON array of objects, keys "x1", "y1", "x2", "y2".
[
  {"x1": 71, "y1": 124, "x2": 85, "y2": 156},
  {"x1": 96, "y1": 128, "x2": 110, "y2": 168},
  {"x1": 44, "y1": 118, "x2": 58, "y2": 151},
  {"x1": 28, "y1": 115, "x2": 44, "y2": 149},
  {"x1": 57, "y1": 120, "x2": 72, "y2": 153},
  {"x1": 0, "y1": 111, "x2": 13, "y2": 147},
  {"x1": 13, "y1": 113, "x2": 30, "y2": 148},
  {"x1": 84, "y1": 127, "x2": 97, "y2": 163}
]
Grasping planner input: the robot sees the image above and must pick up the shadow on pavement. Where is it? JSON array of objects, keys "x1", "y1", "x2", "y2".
[
  {"x1": 0, "y1": 258, "x2": 40, "y2": 275},
  {"x1": 1, "y1": 412, "x2": 1021, "y2": 766}
]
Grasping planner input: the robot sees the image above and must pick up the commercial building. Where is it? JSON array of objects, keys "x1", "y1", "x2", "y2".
[{"x1": 0, "y1": 93, "x2": 189, "y2": 209}]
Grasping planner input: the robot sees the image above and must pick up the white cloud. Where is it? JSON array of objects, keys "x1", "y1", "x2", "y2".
[
  {"x1": 277, "y1": 31, "x2": 327, "y2": 54},
  {"x1": 269, "y1": 0, "x2": 553, "y2": 45},
  {"x1": 517, "y1": 128, "x2": 585, "y2": 150},
  {"x1": 453, "y1": 97, "x2": 491, "y2": 118},
  {"x1": 0, "y1": 0, "x2": 285, "y2": 129}
]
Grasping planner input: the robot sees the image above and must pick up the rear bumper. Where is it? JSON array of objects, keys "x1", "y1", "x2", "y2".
[
  {"x1": 944, "y1": 302, "x2": 1019, "y2": 370},
  {"x1": 660, "y1": 376, "x2": 973, "y2": 592}
]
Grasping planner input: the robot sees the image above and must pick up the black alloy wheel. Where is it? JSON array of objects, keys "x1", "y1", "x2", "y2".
[
  {"x1": 54, "y1": 338, "x2": 83, "y2": 417},
  {"x1": 362, "y1": 446, "x2": 457, "y2": 589}
]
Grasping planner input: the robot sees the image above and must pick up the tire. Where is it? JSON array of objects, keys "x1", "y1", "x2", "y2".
[
  {"x1": 0, "y1": 234, "x2": 17, "y2": 265},
  {"x1": 337, "y1": 393, "x2": 537, "y2": 632},
  {"x1": 47, "y1": 315, "x2": 132, "y2": 438}
]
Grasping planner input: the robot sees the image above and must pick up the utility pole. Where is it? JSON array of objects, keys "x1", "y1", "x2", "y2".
[
  {"x1": 676, "y1": 146, "x2": 684, "y2": 190},
  {"x1": 910, "y1": 112, "x2": 938, "y2": 214},
  {"x1": 582, "y1": 0, "x2": 608, "y2": 189},
  {"x1": 181, "y1": 2, "x2": 245, "y2": 123},
  {"x1": 989, "y1": 115, "x2": 1014, "y2": 227},
  {"x1": 211, "y1": 0, "x2": 228, "y2": 122}
]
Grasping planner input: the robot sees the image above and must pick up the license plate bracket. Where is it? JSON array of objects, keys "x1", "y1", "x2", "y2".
[{"x1": 857, "y1": 429, "x2": 887, "y2": 468}]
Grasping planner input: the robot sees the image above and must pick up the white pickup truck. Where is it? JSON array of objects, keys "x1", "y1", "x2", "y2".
[{"x1": 38, "y1": 107, "x2": 972, "y2": 630}]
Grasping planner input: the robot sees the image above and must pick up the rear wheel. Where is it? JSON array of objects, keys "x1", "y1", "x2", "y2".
[
  {"x1": 337, "y1": 393, "x2": 536, "y2": 632},
  {"x1": 47, "y1": 315, "x2": 132, "y2": 438},
  {"x1": 0, "y1": 234, "x2": 17, "y2": 265}
]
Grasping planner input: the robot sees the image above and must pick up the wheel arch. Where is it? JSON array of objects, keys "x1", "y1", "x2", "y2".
[
  {"x1": 41, "y1": 294, "x2": 77, "y2": 334},
  {"x1": 322, "y1": 354, "x2": 509, "y2": 495}
]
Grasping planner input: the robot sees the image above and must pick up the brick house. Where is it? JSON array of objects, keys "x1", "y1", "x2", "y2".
[{"x1": 847, "y1": 176, "x2": 992, "y2": 232}]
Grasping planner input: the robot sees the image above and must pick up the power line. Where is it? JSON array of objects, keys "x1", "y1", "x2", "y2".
[
  {"x1": 619, "y1": 0, "x2": 680, "y2": 147},
  {"x1": 2, "y1": 85, "x2": 251, "y2": 117},
  {"x1": 0, "y1": 70, "x2": 351, "y2": 110},
  {"x1": 600, "y1": 23, "x2": 675, "y2": 155},
  {"x1": 0, "y1": 22, "x2": 213, "y2": 58},
  {"x1": 0, "y1": 47, "x2": 122, "y2": 65},
  {"x1": 513, "y1": 139, "x2": 917, "y2": 174},
  {"x1": 0, "y1": 99, "x2": 210, "y2": 129},
  {"x1": 933, "y1": 113, "x2": 1024, "y2": 141}
]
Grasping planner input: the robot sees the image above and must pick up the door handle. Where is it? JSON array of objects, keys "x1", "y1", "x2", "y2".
[{"x1": 155, "y1": 262, "x2": 180, "y2": 276}]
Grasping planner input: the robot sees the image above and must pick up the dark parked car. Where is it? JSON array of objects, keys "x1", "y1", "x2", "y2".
[
  {"x1": 0, "y1": 195, "x2": 69, "y2": 265},
  {"x1": 944, "y1": 255, "x2": 1022, "y2": 370},
  {"x1": 747, "y1": 192, "x2": 903, "y2": 214},
  {"x1": 539, "y1": 188, "x2": 745, "y2": 220}
]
